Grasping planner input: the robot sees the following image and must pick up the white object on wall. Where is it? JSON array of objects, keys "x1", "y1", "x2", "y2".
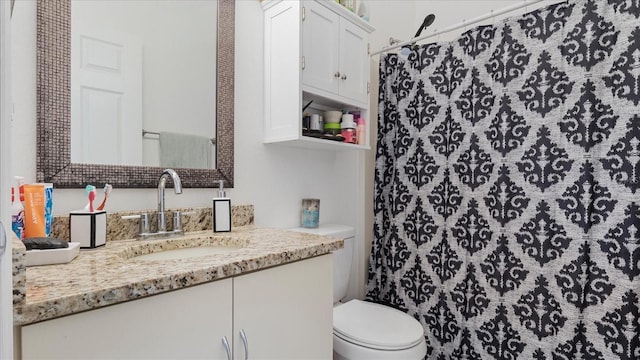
[
  {"x1": 0, "y1": 1, "x2": 13, "y2": 357},
  {"x1": 71, "y1": 31, "x2": 143, "y2": 165}
]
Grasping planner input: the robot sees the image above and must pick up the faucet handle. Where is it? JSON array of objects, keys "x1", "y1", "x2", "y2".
[
  {"x1": 172, "y1": 211, "x2": 195, "y2": 233},
  {"x1": 173, "y1": 211, "x2": 183, "y2": 233},
  {"x1": 121, "y1": 213, "x2": 151, "y2": 236},
  {"x1": 139, "y1": 213, "x2": 151, "y2": 235}
]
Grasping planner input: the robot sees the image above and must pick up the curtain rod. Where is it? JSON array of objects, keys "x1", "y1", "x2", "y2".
[{"x1": 370, "y1": 0, "x2": 545, "y2": 56}]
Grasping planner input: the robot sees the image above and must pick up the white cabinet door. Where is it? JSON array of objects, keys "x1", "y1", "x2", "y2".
[
  {"x1": 338, "y1": 19, "x2": 369, "y2": 104},
  {"x1": 233, "y1": 254, "x2": 333, "y2": 360},
  {"x1": 263, "y1": 0, "x2": 303, "y2": 143},
  {"x1": 21, "y1": 279, "x2": 233, "y2": 360},
  {"x1": 302, "y1": 1, "x2": 369, "y2": 106},
  {"x1": 302, "y1": 1, "x2": 340, "y2": 95}
]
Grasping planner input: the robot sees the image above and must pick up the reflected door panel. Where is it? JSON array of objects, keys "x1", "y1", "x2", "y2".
[{"x1": 71, "y1": 33, "x2": 142, "y2": 165}]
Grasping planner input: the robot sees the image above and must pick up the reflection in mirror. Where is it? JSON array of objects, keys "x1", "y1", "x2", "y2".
[
  {"x1": 36, "y1": 0, "x2": 234, "y2": 188},
  {"x1": 70, "y1": 1, "x2": 217, "y2": 169}
]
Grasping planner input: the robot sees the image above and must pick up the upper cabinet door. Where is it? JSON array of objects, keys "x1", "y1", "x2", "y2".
[
  {"x1": 302, "y1": 1, "x2": 340, "y2": 95},
  {"x1": 338, "y1": 19, "x2": 369, "y2": 104}
]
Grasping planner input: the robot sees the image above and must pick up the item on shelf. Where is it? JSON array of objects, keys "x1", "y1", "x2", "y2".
[
  {"x1": 324, "y1": 110, "x2": 342, "y2": 124},
  {"x1": 301, "y1": 198, "x2": 320, "y2": 228},
  {"x1": 324, "y1": 122, "x2": 341, "y2": 136},
  {"x1": 323, "y1": 122, "x2": 345, "y2": 141},
  {"x1": 302, "y1": 114, "x2": 311, "y2": 135},
  {"x1": 341, "y1": 113, "x2": 357, "y2": 144},
  {"x1": 310, "y1": 114, "x2": 323, "y2": 133},
  {"x1": 356, "y1": 117, "x2": 366, "y2": 145},
  {"x1": 357, "y1": 0, "x2": 369, "y2": 21},
  {"x1": 340, "y1": 0, "x2": 355, "y2": 12}
]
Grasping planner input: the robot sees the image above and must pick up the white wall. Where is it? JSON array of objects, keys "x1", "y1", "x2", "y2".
[
  {"x1": 11, "y1": 0, "x2": 364, "y2": 234},
  {"x1": 10, "y1": 0, "x2": 565, "y2": 303}
]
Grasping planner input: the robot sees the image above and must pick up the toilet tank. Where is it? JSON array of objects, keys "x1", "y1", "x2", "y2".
[{"x1": 287, "y1": 224, "x2": 355, "y2": 303}]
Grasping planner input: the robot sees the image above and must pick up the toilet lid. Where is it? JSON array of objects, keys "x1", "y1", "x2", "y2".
[{"x1": 333, "y1": 299, "x2": 425, "y2": 350}]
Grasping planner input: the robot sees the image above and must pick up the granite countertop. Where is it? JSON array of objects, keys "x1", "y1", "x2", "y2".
[{"x1": 13, "y1": 226, "x2": 343, "y2": 326}]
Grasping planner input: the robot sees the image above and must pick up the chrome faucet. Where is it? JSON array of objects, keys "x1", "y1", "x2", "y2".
[{"x1": 157, "y1": 168, "x2": 182, "y2": 233}]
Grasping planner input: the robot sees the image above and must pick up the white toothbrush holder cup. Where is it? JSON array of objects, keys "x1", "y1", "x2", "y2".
[{"x1": 69, "y1": 210, "x2": 107, "y2": 248}]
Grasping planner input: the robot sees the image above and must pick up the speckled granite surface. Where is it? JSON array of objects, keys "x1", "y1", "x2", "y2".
[
  {"x1": 12, "y1": 234, "x2": 26, "y2": 307},
  {"x1": 13, "y1": 226, "x2": 342, "y2": 326},
  {"x1": 52, "y1": 204, "x2": 254, "y2": 242}
]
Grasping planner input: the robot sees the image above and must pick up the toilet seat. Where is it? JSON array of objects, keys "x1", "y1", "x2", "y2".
[{"x1": 333, "y1": 299, "x2": 425, "y2": 351}]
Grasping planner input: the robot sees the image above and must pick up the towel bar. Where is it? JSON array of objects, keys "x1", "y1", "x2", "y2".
[{"x1": 142, "y1": 130, "x2": 216, "y2": 145}]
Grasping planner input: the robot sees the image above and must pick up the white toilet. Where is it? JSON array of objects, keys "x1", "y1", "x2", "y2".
[{"x1": 290, "y1": 224, "x2": 427, "y2": 360}]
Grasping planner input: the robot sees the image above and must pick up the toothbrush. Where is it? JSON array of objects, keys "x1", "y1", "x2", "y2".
[
  {"x1": 84, "y1": 185, "x2": 96, "y2": 212},
  {"x1": 88, "y1": 186, "x2": 96, "y2": 212},
  {"x1": 97, "y1": 184, "x2": 112, "y2": 211}
]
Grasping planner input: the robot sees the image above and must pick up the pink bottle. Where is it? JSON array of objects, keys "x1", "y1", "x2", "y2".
[{"x1": 356, "y1": 118, "x2": 366, "y2": 145}]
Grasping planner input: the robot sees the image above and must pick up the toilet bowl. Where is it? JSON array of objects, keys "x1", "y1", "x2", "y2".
[
  {"x1": 289, "y1": 224, "x2": 427, "y2": 360},
  {"x1": 333, "y1": 299, "x2": 427, "y2": 360}
]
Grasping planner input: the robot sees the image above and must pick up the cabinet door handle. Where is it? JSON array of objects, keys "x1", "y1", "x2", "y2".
[
  {"x1": 341, "y1": 74, "x2": 348, "y2": 80},
  {"x1": 240, "y1": 329, "x2": 249, "y2": 360},
  {"x1": 334, "y1": 72, "x2": 341, "y2": 78},
  {"x1": 221, "y1": 336, "x2": 232, "y2": 360}
]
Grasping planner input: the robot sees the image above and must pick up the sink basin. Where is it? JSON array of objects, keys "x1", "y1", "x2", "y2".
[
  {"x1": 120, "y1": 234, "x2": 249, "y2": 261},
  {"x1": 133, "y1": 246, "x2": 244, "y2": 261}
]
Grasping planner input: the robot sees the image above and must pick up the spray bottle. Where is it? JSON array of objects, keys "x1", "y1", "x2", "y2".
[{"x1": 11, "y1": 176, "x2": 25, "y2": 239}]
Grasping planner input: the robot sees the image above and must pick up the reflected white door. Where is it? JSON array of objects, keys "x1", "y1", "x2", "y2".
[{"x1": 71, "y1": 31, "x2": 142, "y2": 165}]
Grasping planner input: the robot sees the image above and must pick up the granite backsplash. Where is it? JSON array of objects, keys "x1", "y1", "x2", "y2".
[{"x1": 51, "y1": 204, "x2": 254, "y2": 242}]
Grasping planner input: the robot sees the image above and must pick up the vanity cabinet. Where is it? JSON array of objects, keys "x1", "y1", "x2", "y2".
[
  {"x1": 20, "y1": 254, "x2": 333, "y2": 359},
  {"x1": 263, "y1": 0, "x2": 374, "y2": 150},
  {"x1": 21, "y1": 279, "x2": 234, "y2": 359}
]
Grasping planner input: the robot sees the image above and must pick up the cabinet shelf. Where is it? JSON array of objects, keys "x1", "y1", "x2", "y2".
[{"x1": 266, "y1": 134, "x2": 370, "y2": 151}]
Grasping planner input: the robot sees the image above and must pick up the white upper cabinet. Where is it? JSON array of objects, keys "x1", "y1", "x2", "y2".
[
  {"x1": 337, "y1": 18, "x2": 370, "y2": 104},
  {"x1": 302, "y1": 2, "x2": 340, "y2": 96},
  {"x1": 301, "y1": 0, "x2": 372, "y2": 107},
  {"x1": 263, "y1": 0, "x2": 374, "y2": 150}
]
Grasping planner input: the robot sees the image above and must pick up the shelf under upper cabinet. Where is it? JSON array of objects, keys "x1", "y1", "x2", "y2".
[{"x1": 265, "y1": 135, "x2": 371, "y2": 151}]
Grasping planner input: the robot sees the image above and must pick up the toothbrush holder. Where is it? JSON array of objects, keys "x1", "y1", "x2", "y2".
[{"x1": 69, "y1": 210, "x2": 107, "y2": 248}]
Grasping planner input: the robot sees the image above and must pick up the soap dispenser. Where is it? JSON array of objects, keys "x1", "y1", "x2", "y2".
[{"x1": 212, "y1": 180, "x2": 231, "y2": 232}]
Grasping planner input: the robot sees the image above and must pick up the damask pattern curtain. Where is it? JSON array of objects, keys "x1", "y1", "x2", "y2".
[{"x1": 366, "y1": 0, "x2": 640, "y2": 358}]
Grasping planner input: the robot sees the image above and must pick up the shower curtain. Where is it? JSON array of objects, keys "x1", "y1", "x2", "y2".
[{"x1": 366, "y1": 0, "x2": 639, "y2": 358}]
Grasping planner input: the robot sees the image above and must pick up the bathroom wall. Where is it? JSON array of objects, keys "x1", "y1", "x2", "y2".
[
  {"x1": 10, "y1": 0, "x2": 395, "y2": 300},
  {"x1": 10, "y1": 0, "x2": 562, "y2": 302},
  {"x1": 11, "y1": 0, "x2": 356, "y2": 227}
]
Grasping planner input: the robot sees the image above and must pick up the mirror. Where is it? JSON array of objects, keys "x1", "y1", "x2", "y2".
[
  {"x1": 36, "y1": 0, "x2": 234, "y2": 188},
  {"x1": 70, "y1": 1, "x2": 217, "y2": 169}
]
